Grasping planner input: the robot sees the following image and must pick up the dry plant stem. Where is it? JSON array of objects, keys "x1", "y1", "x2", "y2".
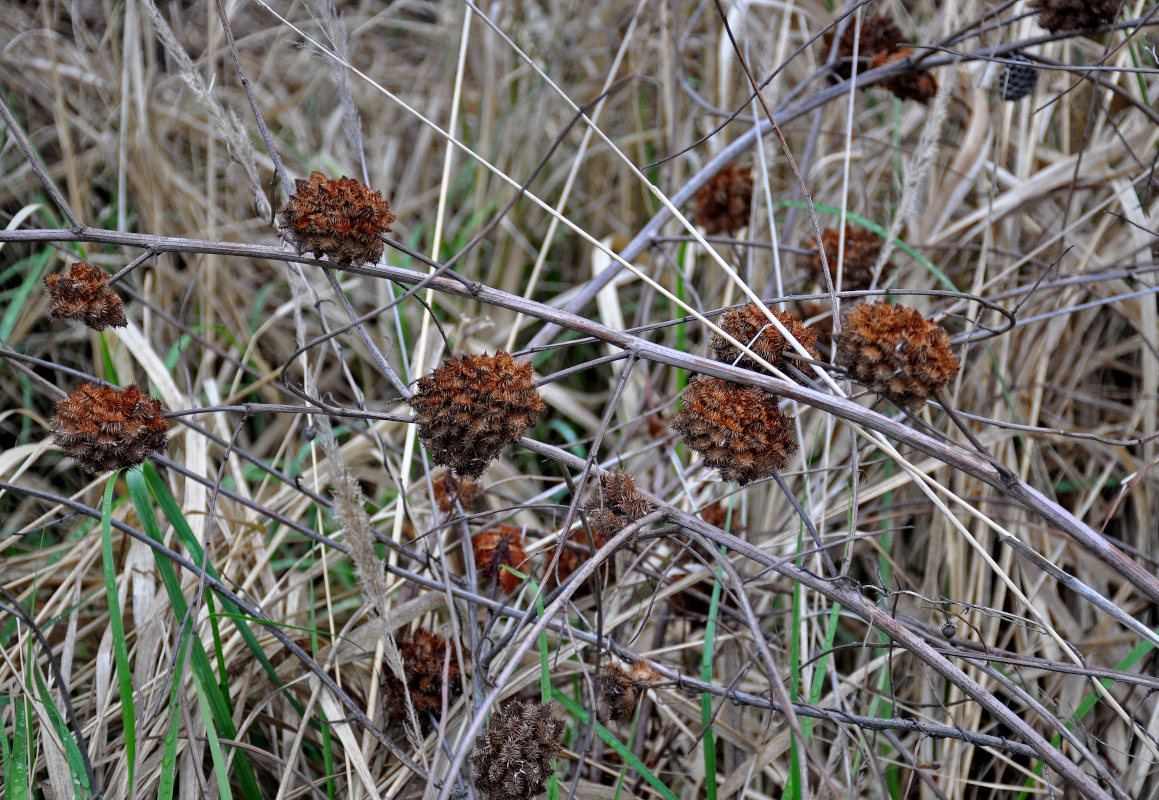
[
  {"x1": 0, "y1": 96, "x2": 82, "y2": 229},
  {"x1": 322, "y1": 268, "x2": 411, "y2": 398},
  {"x1": 3, "y1": 226, "x2": 1156, "y2": 609}
]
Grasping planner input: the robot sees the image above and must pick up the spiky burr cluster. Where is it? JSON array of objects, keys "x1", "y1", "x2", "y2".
[
  {"x1": 472, "y1": 525, "x2": 527, "y2": 593},
  {"x1": 711, "y1": 303, "x2": 820, "y2": 372},
  {"x1": 43, "y1": 262, "x2": 127, "y2": 331},
  {"x1": 583, "y1": 469, "x2": 653, "y2": 538},
  {"x1": 690, "y1": 162, "x2": 753, "y2": 236},
  {"x1": 672, "y1": 376, "x2": 797, "y2": 485},
  {"x1": 835, "y1": 302, "x2": 959, "y2": 409},
  {"x1": 599, "y1": 661, "x2": 660, "y2": 723},
  {"x1": 999, "y1": 55, "x2": 1038, "y2": 102},
  {"x1": 382, "y1": 627, "x2": 460, "y2": 725},
  {"x1": 471, "y1": 700, "x2": 566, "y2": 800},
  {"x1": 51, "y1": 384, "x2": 168, "y2": 471},
  {"x1": 805, "y1": 226, "x2": 887, "y2": 292},
  {"x1": 1029, "y1": 0, "x2": 1123, "y2": 31},
  {"x1": 410, "y1": 352, "x2": 545, "y2": 478},
  {"x1": 822, "y1": 12, "x2": 937, "y2": 103},
  {"x1": 278, "y1": 171, "x2": 395, "y2": 266}
]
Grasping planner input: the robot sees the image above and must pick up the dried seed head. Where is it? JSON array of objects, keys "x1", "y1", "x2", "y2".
[
  {"x1": 869, "y1": 47, "x2": 938, "y2": 104},
  {"x1": 711, "y1": 303, "x2": 820, "y2": 372},
  {"x1": 51, "y1": 383, "x2": 168, "y2": 471},
  {"x1": 278, "y1": 171, "x2": 395, "y2": 266},
  {"x1": 472, "y1": 700, "x2": 566, "y2": 800},
  {"x1": 1029, "y1": 0, "x2": 1123, "y2": 32},
  {"x1": 804, "y1": 226, "x2": 886, "y2": 292},
  {"x1": 472, "y1": 525, "x2": 527, "y2": 593},
  {"x1": 582, "y1": 469, "x2": 653, "y2": 538},
  {"x1": 433, "y1": 472, "x2": 484, "y2": 515},
  {"x1": 691, "y1": 163, "x2": 753, "y2": 236},
  {"x1": 671, "y1": 376, "x2": 797, "y2": 485},
  {"x1": 822, "y1": 12, "x2": 904, "y2": 78},
  {"x1": 43, "y1": 262, "x2": 127, "y2": 331},
  {"x1": 999, "y1": 55, "x2": 1039, "y2": 102},
  {"x1": 598, "y1": 663, "x2": 641, "y2": 722},
  {"x1": 382, "y1": 627, "x2": 461, "y2": 726},
  {"x1": 410, "y1": 352, "x2": 545, "y2": 478},
  {"x1": 700, "y1": 500, "x2": 745, "y2": 535},
  {"x1": 835, "y1": 302, "x2": 959, "y2": 409}
]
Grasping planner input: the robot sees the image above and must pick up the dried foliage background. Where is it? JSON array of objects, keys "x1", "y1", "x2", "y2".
[{"x1": 1, "y1": 0, "x2": 1158, "y2": 798}]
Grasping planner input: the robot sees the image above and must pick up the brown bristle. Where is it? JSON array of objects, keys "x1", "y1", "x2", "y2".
[
  {"x1": 821, "y1": 12, "x2": 904, "y2": 78},
  {"x1": 835, "y1": 302, "x2": 959, "y2": 410},
  {"x1": 432, "y1": 472, "x2": 484, "y2": 514},
  {"x1": 51, "y1": 383, "x2": 168, "y2": 472},
  {"x1": 711, "y1": 303, "x2": 820, "y2": 372},
  {"x1": 671, "y1": 376, "x2": 797, "y2": 485},
  {"x1": 690, "y1": 162, "x2": 753, "y2": 236},
  {"x1": 869, "y1": 47, "x2": 938, "y2": 105},
  {"x1": 382, "y1": 627, "x2": 461, "y2": 728},
  {"x1": 471, "y1": 700, "x2": 565, "y2": 800},
  {"x1": 43, "y1": 262, "x2": 127, "y2": 331},
  {"x1": 804, "y1": 226, "x2": 887, "y2": 292},
  {"x1": 1029, "y1": 0, "x2": 1123, "y2": 32},
  {"x1": 472, "y1": 525, "x2": 527, "y2": 593},
  {"x1": 277, "y1": 171, "x2": 395, "y2": 266},
  {"x1": 582, "y1": 469, "x2": 653, "y2": 538},
  {"x1": 410, "y1": 352, "x2": 545, "y2": 478}
]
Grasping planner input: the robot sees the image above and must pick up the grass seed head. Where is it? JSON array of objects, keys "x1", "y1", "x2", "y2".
[
  {"x1": 43, "y1": 262, "x2": 127, "y2": 331},
  {"x1": 805, "y1": 225, "x2": 886, "y2": 291},
  {"x1": 671, "y1": 376, "x2": 797, "y2": 485},
  {"x1": 410, "y1": 352, "x2": 545, "y2": 478},
  {"x1": 51, "y1": 383, "x2": 168, "y2": 472},
  {"x1": 382, "y1": 627, "x2": 460, "y2": 726},
  {"x1": 278, "y1": 171, "x2": 395, "y2": 266},
  {"x1": 835, "y1": 302, "x2": 960, "y2": 409},
  {"x1": 472, "y1": 524, "x2": 527, "y2": 593},
  {"x1": 691, "y1": 162, "x2": 753, "y2": 236},
  {"x1": 711, "y1": 303, "x2": 820, "y2": 372},
  {"x1": 471, "y1": 700, "x2": 566, "y2": 800},
  {"x1": 1029, "y1": 0, "x2": 1123, "y2": 31}
]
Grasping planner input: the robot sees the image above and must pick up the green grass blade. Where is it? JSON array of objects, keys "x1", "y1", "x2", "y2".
[
  {"x1": 700, "y1": 552, "x2": 724, "y2": 800},
  {"x1": 30, "y1": 666, "x2": 91, "y2": 799},
  {"x1": 101, "y1": 472, "x2": 137, "y2": 798},
  {"x1": 193, "y1": 676, "x2": 235, "y2": 800},
  {"x1": 157, "y1": 623, "x2": 193, "y2": 800},
  {"x1": 5, "y1": 692, "x2": 31, "y2": 800}
]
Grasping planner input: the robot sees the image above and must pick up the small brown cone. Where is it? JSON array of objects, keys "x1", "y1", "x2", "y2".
[
  {"x1": 691, "y1": 162, "x2": 753, "y2": 236},
  {"x1": 382, "y1": 628, "x2": 461, "y2": 727},
  {"x1": 278, "y1": 171, "x2": 395, "y2": 266},
  {"x1": 582, "y1": 469, "x2": 653, "y2": 538},
  {"x1": 472, "y1": 700, "x2": 565, "y2": 800},
  {"x1": 711, "y1": 303, "x2": 820, "y2": 372},
  {"x1": 599, "y1": 661, "x2": 660, "y2": 722},
  {"x1": 51, "y1": 383, "x2": 168, "y2": 472},
  {"x1": 671, "y1": 376, "x2": 797, "y2": 485},
  {"x1": 410, "y1": 352, "x2": 545, "y2": 478},
  {"x1": 1029, "y1": 0, "x2": 1123, "y2": 31},
  {"x1": 472, "y1": 525, "x2": 528, "y2": 593},
  {"x1": 835, "y1": 302, "x2": 959, "y2": 409},
  {"x1": 804, "y1": 226, "x2": 887, "y2": 292},
  {"x1": 43, "y1": 262, "x2": 127, "y2": 331}
]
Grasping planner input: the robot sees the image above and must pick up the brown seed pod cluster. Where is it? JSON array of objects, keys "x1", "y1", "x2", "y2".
[
  {"x1": 51, "y1": 383, "x2": 168, "y2": 472},
  {"x1": 804, "y1": 225, "x2": 888, "y2": 292},
  {"x1": 472, "y1": 525, "x2": 528, "y2": 593},
  {"x1": 433, "y1": 472, "x2": 484, "y2": 515},
  {"x1": 690, "y1": 162, "x2": 753, "y2": 236},
  {"x1": 711, "y1": 303, "x2": 820, "y2": 372},
  {"x1": 821, "y1": 12, "x2": 937, "y2": 103},
  {"x1": 1029, "y1": 0, "x2": 1123, "y2": 32},
  {"x1": 835, "y1": 302, "x2": 959, "y2": 410},
  {"x1": 582, "y1": 469, "x2": 653, "y2": 538},
  {"x1": 43, "y1": 262, "x2": 127, "y2": 331},
  {"x1": 598, "y1": 660, "x2": 660, "y2": 722},
  {"x1": 471, "y1": 700, "x2": 566, "y2": 800},
  {"x1": 278, "y1": 171, "x2": 395, "y2": 266},
  {"x1": 410, "y1": 352, "x2": 545, "y2": 478},
  {"x1": 671, "y1": 375, "x2": 797, "y2": 485},
  {"x1": 382, "y1": 627, "x2": 461, "y2": 726}
]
